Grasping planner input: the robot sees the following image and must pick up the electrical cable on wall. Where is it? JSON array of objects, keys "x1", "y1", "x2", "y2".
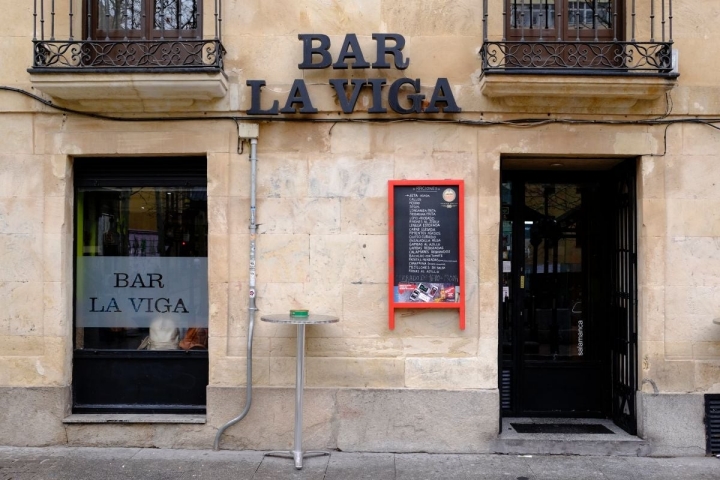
[{"x1": 2, "y1": 85, "x2": 720, "y2": 131}]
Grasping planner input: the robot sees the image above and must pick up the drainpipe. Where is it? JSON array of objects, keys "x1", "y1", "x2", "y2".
[{"x1": 213, "y1": 127, "x2": 259, "y2": 450}]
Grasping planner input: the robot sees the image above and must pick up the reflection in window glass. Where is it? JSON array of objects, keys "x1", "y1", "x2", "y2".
[
  {"x1": 568, "y1": 1, "x2": 612, "y2": 30},
  {"x1": 511, "y1": 0, "x2": 556, "y2": 29},
  {"x1": 154, "y1": 0, "x2": 199, "y2": 30},
  {"x1": 98, "y1": 0, "x2": 143, "y2": 30},
  {"x1": 96, "y1": 0, "x2": 199, "y2": 32},
  {"x1": 523, "y1": 184, "x2": 584, "y2": 360},
  {"x1": 509, "y1": 1, "x2": 613, "y2": 31},
  {"x1": 75, "y1": 186, "x2": 208, "y2": 351},
  {"x1": 500, "y1": 182, "x2": 513, "y2": 358}
]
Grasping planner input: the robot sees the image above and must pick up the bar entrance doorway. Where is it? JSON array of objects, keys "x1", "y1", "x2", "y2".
[{"x1": 499, "y1": 159, "x2": 638, "y2": 434}]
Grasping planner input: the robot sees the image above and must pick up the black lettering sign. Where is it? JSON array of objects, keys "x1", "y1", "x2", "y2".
[{"x1": 247, "y1": 33, "x2": 461, "y2": 116}]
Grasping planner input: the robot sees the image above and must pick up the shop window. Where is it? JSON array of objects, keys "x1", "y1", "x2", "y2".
[{"x1": 73, "y1": 157, "x2": 208, "y2": 414}]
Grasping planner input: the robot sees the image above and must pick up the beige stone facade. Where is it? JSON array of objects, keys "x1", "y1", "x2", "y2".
[{"x1": 0, "y1": 0, "x2": 718, "y2": 456}]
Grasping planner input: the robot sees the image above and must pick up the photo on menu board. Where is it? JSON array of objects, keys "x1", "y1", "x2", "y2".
[{"x1": 394, "y1": 282, "x2": 459, "y2": 303}]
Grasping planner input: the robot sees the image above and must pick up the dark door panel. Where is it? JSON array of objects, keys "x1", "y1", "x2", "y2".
[
  {"x1": 608, "y1": 161, "x2": 639, "y2": 434},
  {"x1": 521, "y1": 363, "x2": 604, "y2": 415},
  {"x1": 73, "y1": 350, "x2": 208, "y2": 413},
  {"x1": 500, "y1": 166, "x2": 635, "y2": 427}
]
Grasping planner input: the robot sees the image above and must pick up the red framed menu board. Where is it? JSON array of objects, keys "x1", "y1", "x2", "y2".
[{"x1": 388, "y1": 180, "x2": 465, "y2": 330}]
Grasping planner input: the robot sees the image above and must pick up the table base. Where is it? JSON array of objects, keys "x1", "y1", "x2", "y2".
[
  {"x1": 260, "y1": 315, "x2": 339, "y2": 471},
  {"x1": 265, "y1": 450, "x2": 330, "y2": 469}
]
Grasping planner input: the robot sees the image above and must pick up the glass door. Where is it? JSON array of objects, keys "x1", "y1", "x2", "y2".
[
  {"x1": 522, "y1": 183, "x2": 585, "y2": 361},
  {"x1": 501, "y1": 172, "x2": 611, "y2": 417}
]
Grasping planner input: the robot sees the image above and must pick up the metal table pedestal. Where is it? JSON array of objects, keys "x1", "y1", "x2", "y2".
[{"x1": 261, "y1": 314, "x2": 338, "y2": 469}]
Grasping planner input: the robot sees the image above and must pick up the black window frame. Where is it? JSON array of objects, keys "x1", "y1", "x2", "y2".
[{"x1": 72, "y1": 156, "x2": 209, "y2": 415}]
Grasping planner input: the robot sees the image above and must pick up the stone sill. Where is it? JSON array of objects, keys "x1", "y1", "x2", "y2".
[
  {"x1": 29, "y1": 71, "x2": 228, "y2": 103},
  {"x1": 480, "y1": 73, "x2": 676, "y2": 108},
  {"x1": 63, "y1": 414, "x2": 206, "y2": 424}
]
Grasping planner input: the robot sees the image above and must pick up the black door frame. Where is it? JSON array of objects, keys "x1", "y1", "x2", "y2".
[
  {"x1": 608, "y1": 160, "x2": 639, "y2": 434},
  {"x1": 499, "y1": 163, "x2": 638, "y2": 432}
]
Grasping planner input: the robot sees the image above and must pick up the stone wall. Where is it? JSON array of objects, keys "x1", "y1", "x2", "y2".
[{"x1": 0, "y1": 0, "x2": 718, "y2": 453}]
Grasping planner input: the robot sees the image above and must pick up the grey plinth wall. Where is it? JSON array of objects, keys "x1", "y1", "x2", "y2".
[
  {"x1": 637, "y1": 392, "x2": 708, "y2": 457},
  {"x1": 208, "y1": 387, "x2": 501, "y2": 453},
  {"x1": 0, "y1": 387, "x2": 71, "y2": 446},
  {"x1": 0, "y1": 386, "x2": 499, "y2": 452},
  {"x1": 1, "y1": 387, "x2": 712, "y2": 456}
]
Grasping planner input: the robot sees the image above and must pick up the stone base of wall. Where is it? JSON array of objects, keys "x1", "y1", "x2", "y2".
[
  {"x1": 9, "y1": 388, "x2": 708, "y2": 456},
  {"x1": 0, "y1": 387, "x2": 71, "y2": 446},
  {"x1": 208, "y1": 387, "x2": 500, "y2": 453},
  {"x1": 0, "y1": 386, "x2": 500, "y2": 452},
  {"x1": 637, "y1": 392, "x2": 707, "y2": 456}
]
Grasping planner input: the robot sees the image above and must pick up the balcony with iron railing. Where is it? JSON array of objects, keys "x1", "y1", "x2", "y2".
[
  {"x1": 478, "y1": 1, "x2": 678, "y2": 105},
  {"x1": 28, "y1": 1, "x2": 228, "y2": 102}
]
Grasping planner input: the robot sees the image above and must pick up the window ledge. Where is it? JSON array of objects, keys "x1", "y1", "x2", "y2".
[
  {"x1": 480, "y1": 74, "x2": 676, "y2": 108},
  {"x1": 63, "y1": 414, "x2": 206, "y2": 424},
  {"x1": 29, "y1": 71, "x2": 228, "y2": 103}
]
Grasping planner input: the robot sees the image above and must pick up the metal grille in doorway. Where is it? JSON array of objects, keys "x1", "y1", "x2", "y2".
[{"x1": 706, "y1": 394, "x2": 720, "y2": 455}]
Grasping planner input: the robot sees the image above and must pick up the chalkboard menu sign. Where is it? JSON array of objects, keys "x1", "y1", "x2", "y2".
[{"x1": 388, "y1": 180, "x2": 465, "y2": 330}]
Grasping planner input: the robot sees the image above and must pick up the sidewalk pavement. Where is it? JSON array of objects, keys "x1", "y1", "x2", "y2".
[{"x1": 1, "y1": 446, "x2": 718, "y2": 480}]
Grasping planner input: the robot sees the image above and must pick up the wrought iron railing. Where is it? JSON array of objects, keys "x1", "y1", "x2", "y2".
[
  {"x1": 30, "y1": 1, "x2": 225, "y2": 72},
  {"x1": 480, "y1": 0, "x2": 677, "y2": 77},
  {"x1": 481, "y1": 41, "x2": 672, "y2": 75},
  {"x1": 32, "y1": 39, "x2": 224, "y2": 71}
]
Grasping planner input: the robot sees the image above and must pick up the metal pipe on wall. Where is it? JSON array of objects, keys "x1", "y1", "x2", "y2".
[
  {"x1": 213, "y1": 136, "x2": 259, "y2": 451},
  {"x1": 650, "y1": 0, "x2": 655, "y2": 42},
  {"x1": 86, "y1": 0, "x2": 91, "y2": 40},
  {"x1": 593, "y1": 0, "x2": 599, "y2": 42},
  {"x1": 50, "y1": 0, "x2": 55, "y2": 41},
  {"x1": 661, "y1": 0, "x2": 665, "y2": 42},
  {"x1": 33, "y1": 1, "x2": 37, "y2": 41},
  {"x1": 482, "y1": 0, "x2": 487, "y2": 42},
  {"x1": 69, "y1": 0, "x2": 73, "y2": 40},
  {"x1": 40, "y1": 0, "x2": 45, "y2": 40}
]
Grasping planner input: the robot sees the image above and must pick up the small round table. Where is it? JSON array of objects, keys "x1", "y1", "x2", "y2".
[{"x1": 261, "y1": 313, "x2": 338, "y2": 469}]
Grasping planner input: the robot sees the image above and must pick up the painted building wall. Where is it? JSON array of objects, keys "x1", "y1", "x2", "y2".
[{"x1": 0, "y1": 0, "x2": 718, "y2": 455}]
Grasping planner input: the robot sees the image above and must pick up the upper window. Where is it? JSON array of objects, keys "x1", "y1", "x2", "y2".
[
  {"x1": 91, "y1": 0, "x2": 201, "y2": 40},
  {"x1": 30, "y1": 0, "x2": 225, "y2": 73},
  {"x1": 506, "y1": 0, "x2": 619, "y2": 41}
]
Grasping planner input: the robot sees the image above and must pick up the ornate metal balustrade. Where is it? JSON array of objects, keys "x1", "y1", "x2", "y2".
[
  {"x1": 481, "y1": 40, "x2": 672, "y2": 75},
  {"x1": 30, "y1": 1, "x2": 225, "y2": 72},
  {"x1": 33, "y1": 39, "x2": 224, "y2": 71},
  {"x1": 480, "y1": 0, "x2": 677, "y2": 77}
]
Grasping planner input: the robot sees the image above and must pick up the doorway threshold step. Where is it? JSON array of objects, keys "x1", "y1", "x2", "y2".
[{"x1": 492, "y1": 418, "x2": 651, "y2": 456}]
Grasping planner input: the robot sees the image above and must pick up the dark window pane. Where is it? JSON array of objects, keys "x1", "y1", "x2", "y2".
[
  {"x1": 75, "y1": 186, "x2": 208, "y2": 351},
  {"x1": 523, "y1": 184, "x2": 584, "y2": 360},
  {"x1": 154, "y1": 0, "x2": 199, "y2": 30},
  {"x1": 568, "y1": 1, "x2": 613, "y2": 30},
  {"x1": 98, "y1": 0, "x2": 143, "y2": 30},
  {"x1": 511, "y1": 0, "x2": 556, "y2": 29}
]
